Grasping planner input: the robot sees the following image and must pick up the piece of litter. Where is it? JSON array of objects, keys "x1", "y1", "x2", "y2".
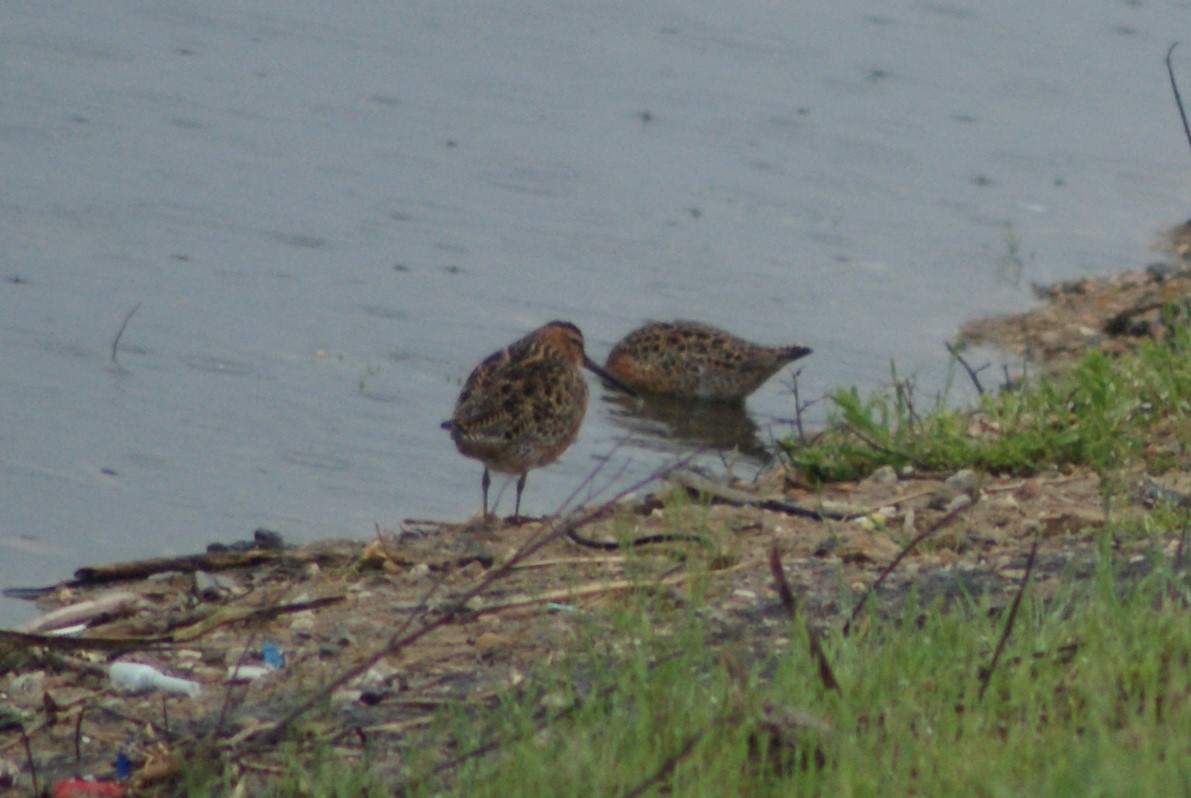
[
  {"x1": 261, "y1": 640, "x2": 285, "y2": 668},
  {"x1": 108, "y1": 662, "x2": 201, "y2": 697},
  {"x1": 51, "y1": 777, "x2": 127, "y2": 797}
]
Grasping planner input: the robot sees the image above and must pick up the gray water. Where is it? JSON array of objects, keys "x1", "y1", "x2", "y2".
[{"x1": 3, "y1": 1, "x2": 1190, "y2": 625}]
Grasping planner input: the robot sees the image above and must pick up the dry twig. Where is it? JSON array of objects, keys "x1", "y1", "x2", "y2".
[
  {"x1": 770, "y1": 546, "x2": 839, "y2": 692},
  {"x1": 619, "y1": 731, "x2": 705, "y2": 798},
  {"x1": 978, "y1": 537, "x2": 1039, "y2": 703},
  {"x1": 843, "y1": 494, "x2": 977, "y2": 636}
]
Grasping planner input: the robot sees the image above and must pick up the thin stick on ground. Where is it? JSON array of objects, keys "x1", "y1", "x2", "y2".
[
  {"x1": 1174, "y1": 525, "x2": 1187, "y2": 573},
  {"x1": 73, "y1": 704, "x2": 87, "y2": 768},
  {"x1": 22, "y1": 724, "x2": 38, "y2": 797},
  {"x1": 619, "y1": 730, "x2": 706, "y2": 798},
  {"x1": 978, "y1": 537, "x2": 1039, "y2": 703},
  {"x1": 110, "y1": 300, "x2": 142, "y2": 366},
  {"x1": 843, "y1": 495, "x2": 977, "y2": 636},
  {"x1": 770, "y1": 545, "x2": 839, "y2": 693},
  {"x1": 211, "y1": 628, "x2": 260, "y2": 741}
]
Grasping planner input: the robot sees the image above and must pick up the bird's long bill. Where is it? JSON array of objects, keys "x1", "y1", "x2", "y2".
[
  {"x1": 790, "y1": 346, "x2": 813, "y2": 362},
  {"x1": 583, "y1": 355, "x2": 639, "y2": 398}
]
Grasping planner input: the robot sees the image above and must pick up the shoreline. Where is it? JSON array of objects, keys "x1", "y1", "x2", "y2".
[{"x1": 5, "y1": 260, "x2": 1190, "y2": 791}]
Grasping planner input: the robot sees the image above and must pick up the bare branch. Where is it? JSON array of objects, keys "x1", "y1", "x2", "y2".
[
  {"x1": 770, "y1": 546, "x2": 840, "y2": 692},
  {"x1": 978, "y1": 537, "x2": 1039, "y2": 702},
  {"x1": 946, "y1": 341, "x2": 990, "y2": 395},
  {"x1": 843, "y1": 495, "x2": 977, "y2": 636}
]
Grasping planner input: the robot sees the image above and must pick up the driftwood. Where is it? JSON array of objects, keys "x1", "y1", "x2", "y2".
[
  {"x1": 73, "y1": 548, "x2": 293, "y2": 585},
  {"x1": 0, "y1": 627, "x2": 175, "y2": 653},
  {"x1": 0, "y1": 596, "x2": 347, "y2": 656},
  {"x1": 670, "y1": 468, "x2": 859, "y2": 520},
  {"x1": 19, "y1": 590, "x2": 142, "y2": 633},
  {"x1": 168, "y1": 595, "x2": 346, "y2": 642}
]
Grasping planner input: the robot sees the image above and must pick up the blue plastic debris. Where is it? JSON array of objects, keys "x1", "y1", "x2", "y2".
[{"x1": 261, "y1": 640, "x2": 285, "y2": 669}]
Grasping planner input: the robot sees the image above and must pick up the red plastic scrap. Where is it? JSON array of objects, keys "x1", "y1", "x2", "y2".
[{"x1": 51, "y1": 778, "x2": 128, "y2": 797}]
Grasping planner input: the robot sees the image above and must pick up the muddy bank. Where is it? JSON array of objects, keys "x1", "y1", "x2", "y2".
[{"x1": 960, "y1": 222, "x2": 1191, "y2": 376}]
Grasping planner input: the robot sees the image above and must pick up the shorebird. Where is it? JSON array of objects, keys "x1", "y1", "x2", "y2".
[
  {"x1": 603, "y1": 320, "x2": 812, "y2": 402},
  {"x1": 442, "y1": 320, "x2": 629, "y2": 518}
]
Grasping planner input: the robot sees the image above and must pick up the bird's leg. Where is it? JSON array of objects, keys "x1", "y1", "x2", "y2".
[
  {"x1": 514, "y1": 471, "x2": 527, "y2": 519},
  {"x1": 481, "y1": 467, "x2": 491, "y2": 518}
]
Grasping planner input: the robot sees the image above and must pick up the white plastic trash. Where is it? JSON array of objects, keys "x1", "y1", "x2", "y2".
[{"x1": 109, "y1": 662, "x2": 202, "y2": 697}]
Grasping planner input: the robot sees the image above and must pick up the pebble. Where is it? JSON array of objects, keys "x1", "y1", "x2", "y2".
[
  {"x1": 226, "y1": 664, "x2": 273, "y2": 683},
  {"x1": 6, "y1": 671, "x2": 46, "y2": 707},
  {"x1": 866, "y1": 464, "x2": 899, "y2": 485},
  {"x1": 929, "y1": 469, "x2": 979, "y2": 510}
]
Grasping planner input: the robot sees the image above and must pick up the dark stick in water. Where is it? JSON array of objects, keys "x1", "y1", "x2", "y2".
[{"x1": 1166, "y1": 43, "x2": 1191, "y2": 157}]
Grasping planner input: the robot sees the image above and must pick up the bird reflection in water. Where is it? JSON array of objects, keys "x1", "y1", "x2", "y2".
[{"x1": 602, "y1": 389, "x2": 780, "y2": 464}]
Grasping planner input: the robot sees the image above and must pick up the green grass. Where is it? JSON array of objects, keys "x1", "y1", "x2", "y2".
[
  {"x1": 407, "y1": 561, "x2": 1189, "y2": 797},
  {"x1": 783, "y1": 324, "x2": 1191, "y2": 482},
  {"x1": 207, "y1": 559, "x2": 1188, "y2": 797}
]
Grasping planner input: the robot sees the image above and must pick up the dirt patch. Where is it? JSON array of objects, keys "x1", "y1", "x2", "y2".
[{"x1": 3, "y1": 247, "x2": 1191, "y2": 792}]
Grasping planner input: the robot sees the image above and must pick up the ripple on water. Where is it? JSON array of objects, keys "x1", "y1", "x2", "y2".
[
  {"x1": 280, "y1": 449, "x2": 352, "y2": 472},
  {"x1": 477, "y1": 160, "x2": 579, "y2": 198},
  {"x1": 180, "y1": 355, "x2": 256, "y2": 376}
]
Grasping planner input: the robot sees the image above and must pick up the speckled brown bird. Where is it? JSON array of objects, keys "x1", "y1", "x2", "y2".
[
  {"x1": 442, "y1": 320, "x2": 629, "y2": 518},
  {"x1": 603, "y1": 320, "x2": 812, "y2": 402}
]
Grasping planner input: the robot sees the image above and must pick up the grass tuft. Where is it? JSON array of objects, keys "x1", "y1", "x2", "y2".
[{"x1": 784, "y1": 327, "x2": 1191, "y2": 483}]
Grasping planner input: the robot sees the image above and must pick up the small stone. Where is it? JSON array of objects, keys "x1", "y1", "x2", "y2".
[
  {"x1": 359, "y1": 689, "x2": 387, "y2": 706},
  {"x1": 253, "y1": 528, "x2": 285, "y2": 549},
  {"x1": 200, "y1": 648, "x2": 227, "y2": 666},
  {"x1": 6, "y1": 672, "x2": 45, "y2": 707},
  {"x1": 289, "y1": 613, "x2": 316, "y2": 636},
  {"x1": 226, "y1": 664, "x2": 272, "y2": 682},
  {"x1": 930, "y1": 523, "x2": 970, "y2": 552},
  {"x1": 332, "y1": 689, "x2": 363, "y2": 705},
  {"x1": 473, "y1": 632, "x2": 507, "y2": 651},
  {"x1": 838, "y1": 529, "x2": 901, "y2": 563},
  {"x1": 944, "y1": 494, "x2": 973, "y2": 514},
  {"x1": 867, "y1": 465, "x2": 898, "y2": 485},
  {"x1": 194, "y1": 571, "x2": 236, "y2": 599},
  {"x1": 929, "y1": 469, "x2": 979, "y2": 509},
  {"x1": 1037, "y1": 509, "x2": 1103, "y2": 537}
]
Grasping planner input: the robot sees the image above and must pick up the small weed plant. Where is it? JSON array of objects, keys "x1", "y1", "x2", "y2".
[{"x1": 784, "y1": 324, "x2": 1191, "y2": 482}]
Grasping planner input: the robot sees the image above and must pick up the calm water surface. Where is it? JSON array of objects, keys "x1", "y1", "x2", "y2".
[{"x1": 3, "y1": 1, "x2": 1190, "y2": 624}]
